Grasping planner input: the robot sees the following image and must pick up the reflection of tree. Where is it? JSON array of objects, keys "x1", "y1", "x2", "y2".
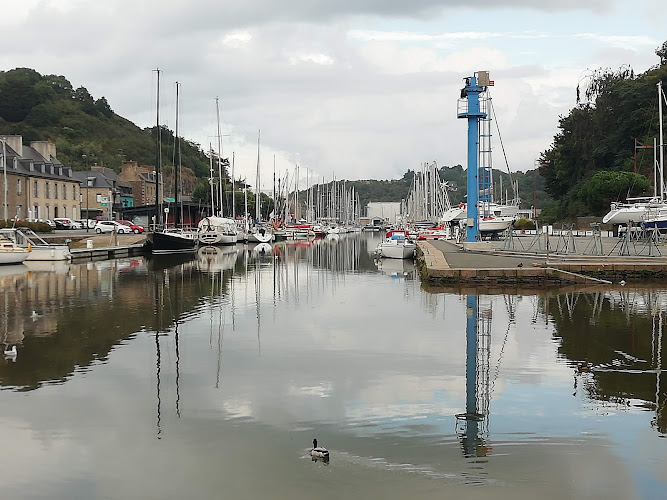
[
  {"x1": 0, "y1": 256, "x2": 228, "y2": 391},
  {"x1": 547, "y1": 290, "x2": 666, "y2": 434}
]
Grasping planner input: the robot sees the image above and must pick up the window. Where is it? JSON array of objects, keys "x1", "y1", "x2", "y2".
[
  {"x1": 16, "y1": 205, "x2": 22, "y2": 218},
  {"x1": 63, "y1": 184, "x2": 67, "y2": 200},
  {"x1": 33, "y1": 205, "x2": 38, "y2": 219},
  {"x1": 33, "y1": 181, "x2": 38, "y2": 197},
  {"x1": 17, "y1": 179, "x2": 22, "y2": 196},
  {"x1": 45, "y1": 182, "x2": 50, "y2": 199},
  {"x1": 54, "y1": 183, "x2": 59, "y2": 199},
  {"x1": 63, "y1": 206, "x2": 67, "y2": 218},
  {"x1": 73, "y1": 185, "x2": 77, "y2": 200}
]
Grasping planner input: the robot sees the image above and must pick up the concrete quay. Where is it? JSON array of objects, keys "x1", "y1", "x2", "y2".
[{"x1": 416, "y1": 235, "x2": 667, "y2": 285}]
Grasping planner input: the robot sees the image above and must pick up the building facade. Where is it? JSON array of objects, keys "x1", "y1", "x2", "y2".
[
  {"x1": 0, "y1": 136, "x2": 81, "y2": 221},
  {"x1": 117, "y1": 161, "x2": 161, "y2": 208}
]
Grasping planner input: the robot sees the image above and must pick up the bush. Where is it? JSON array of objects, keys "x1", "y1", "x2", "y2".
[
  {"x1": 0, "y1": 220, "x2": 53, "y2": 232},
  {"x1": 514, "y1": 217, "x2": 536, "y2": 230}
]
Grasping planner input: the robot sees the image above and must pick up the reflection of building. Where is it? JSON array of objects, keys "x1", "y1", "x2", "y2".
[{"x1": 0, "y1": 135, "x2": 81, "y2": 220}]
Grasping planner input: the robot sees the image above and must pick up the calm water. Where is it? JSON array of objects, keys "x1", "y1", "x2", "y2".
[{"x1": 0, "y1": 233, "x2": 665, "y2": 499}]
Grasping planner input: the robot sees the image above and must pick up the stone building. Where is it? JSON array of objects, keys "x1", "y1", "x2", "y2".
[
  {"x1": 0, "y1": 135, "x2": 81, "y2": 221},
  {"x1": 73, "y1": 166, "x2": 133, "y2": 220},
  {"x1": 117, "y1": 161, "x2": 162, "y2": 208}
]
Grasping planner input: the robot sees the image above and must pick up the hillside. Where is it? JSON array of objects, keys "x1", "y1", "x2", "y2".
[
  {"x1": 0, "y1": 67, "x2": 549, "y2": 214},
  {"x1": 0, "y1": 67, "x2": 214, "y2": 178}
]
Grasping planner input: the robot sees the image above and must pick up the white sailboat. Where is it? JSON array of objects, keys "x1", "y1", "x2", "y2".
[{"x1": 604, "y1": 80, "x2": 667, "y2": 226}]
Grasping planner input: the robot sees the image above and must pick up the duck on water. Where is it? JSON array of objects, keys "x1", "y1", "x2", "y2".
[{"x1": 311, "y1": 439, "x2": 329, "y2": 463}]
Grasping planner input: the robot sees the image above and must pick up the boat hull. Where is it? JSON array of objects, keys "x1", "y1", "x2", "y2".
[
  {"x1": 0, "y1": 250, "x2": 30, "y2": 265},
  {"x1": 146, "y1": 231, "x2": 198, "y2": 255}
]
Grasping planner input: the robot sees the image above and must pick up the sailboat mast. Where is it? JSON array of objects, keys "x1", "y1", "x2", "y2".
[
  {"x1": 232, "y1": 152, "x2": 236, "y2": 220},
  {"x1": 154, "y1": 68, "x2": 162, "y2": 229},
  {"x1": 216, "y1": 97, "x2": 223, "y2": 217},
  {"x1": 209, "y1": 143, "x2": 214, "y2": 216},
  {"x1": 174, "y1": 81, "x2": 180, "y2": 228},
  {"x1": 255, "y1": 130, "x2": 261, "y2": 221},
  {"x1": 660, "y1": 80, "x2": 665, "y2": 200}
]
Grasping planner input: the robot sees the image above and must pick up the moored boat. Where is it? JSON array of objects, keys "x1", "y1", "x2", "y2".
[
  {"x1": 146, "y1": 229, "x2": 198, "y2": 255},
  {"x1": 0, "y1": 228, "x2": 71, "y2": 261},
  {"x1": 0, "y1": 234, "x2": 31, "y2": 264},
  {"x1": 198, "y1": 216, "x2": 238, "y2": 245},
  {"x1": 375, "y1": 229, "x2": 416, "y2": 259}
]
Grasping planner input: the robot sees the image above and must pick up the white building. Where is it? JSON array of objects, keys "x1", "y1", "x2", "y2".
[{"x1": 366, "y1": 202, "x2": 402, "y2": 224}]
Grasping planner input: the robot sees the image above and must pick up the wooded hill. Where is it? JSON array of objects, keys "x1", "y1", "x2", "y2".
[
  {"x1": 538, "y1": 41, "x2": 667, "y2": 221},
  {"x1": 9, "y1": 50, "x2": 667, "y2": 222}
]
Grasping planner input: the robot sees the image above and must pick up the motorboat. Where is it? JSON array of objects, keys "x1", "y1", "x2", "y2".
[
  {"x1": 0, "y1": 227, "x2": 71, "y2": 261},
  {"x1": 246, "y1": 225, "x2": 274, "y2": 243},
  {"x1": 375, "y1": 229, "x2": 416, "y2": 259},
  {"x1": 0, "y1": 234, "x2": 31, "y2": 264},
  {"x1": 198, "y1": 216, "x2": 238, "y2": 245}
]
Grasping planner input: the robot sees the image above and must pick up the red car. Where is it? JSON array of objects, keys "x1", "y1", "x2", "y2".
[{"x1": 117, "y1": 220, "x2": 145, "y2": 234}]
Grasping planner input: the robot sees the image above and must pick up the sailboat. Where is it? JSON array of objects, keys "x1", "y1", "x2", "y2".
[
  {"x1": 603, "y1": 80, "x2": 667, "y2": 226},
  {"x1": 245, "y1": 130, "x2": 274, "y2": 243},
  {"x1": 198, "y1": 99, "x2": 237, "y2": 246},
  {"x1": 145, "y1": 75, "x2": 198, "y2": 255}
]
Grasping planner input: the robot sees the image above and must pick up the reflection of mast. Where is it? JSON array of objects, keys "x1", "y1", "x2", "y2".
[
  {"x1": 456, "y1": 295, "x2": 490, "y2": 459},
  {"x1": 255, "y1": 260, "x2": 261, "y2": 355},
  {"x1": 155, "y1": 274, "x2": 163, "y2": 439},
  {"x1": 652, "y1": 305, "x2": 664, "y2": 431}
]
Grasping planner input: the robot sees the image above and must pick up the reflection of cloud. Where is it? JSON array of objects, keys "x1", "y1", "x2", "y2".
[
  {"x1": 0, "y1": 418, "x2": 88, "y2": 490},
  {"x1": 288, "y1": 382, "x2": 333, "y2": 398},
  {"x1": 223, "y1": 399, "x2": 254, "y2": 419}
]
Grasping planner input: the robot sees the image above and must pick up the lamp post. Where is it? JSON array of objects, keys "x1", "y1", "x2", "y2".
[{"x1": 85, "y1": 176, "x2": 94, "y2": 233}]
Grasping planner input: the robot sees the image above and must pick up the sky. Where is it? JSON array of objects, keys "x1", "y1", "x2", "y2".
[{"x1": 1, "y1": 0, "x2": 665, "y2": 190}]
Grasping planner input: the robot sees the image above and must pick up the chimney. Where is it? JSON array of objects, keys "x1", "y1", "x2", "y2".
[
  {"x1": 0, "y1": 135, "x2": 23, "y2": 156},
  {"x1": 31, "y1": 140, "x2": 57, "y2": 160}
]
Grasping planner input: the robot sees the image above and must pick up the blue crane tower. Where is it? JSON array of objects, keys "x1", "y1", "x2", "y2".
[{"x1": 457, "y1": 71, "x2": 494, "y2": 242}]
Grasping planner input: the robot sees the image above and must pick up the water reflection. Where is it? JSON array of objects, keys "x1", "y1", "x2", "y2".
[
  {"x1": 1, "y1": 234, "x2": 667, "y2": 498},
  {"x1": 548, "y1": 287, "x2": 667, "y2": 434}
]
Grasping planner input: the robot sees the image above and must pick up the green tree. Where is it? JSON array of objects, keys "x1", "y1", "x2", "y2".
[{"x1": 578, "y1": 171, "x2": 650, "y2": 214}]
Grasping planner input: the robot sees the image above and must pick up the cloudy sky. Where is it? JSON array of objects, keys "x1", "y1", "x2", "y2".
[{"x1": 1, "y1": 1, "x2": 665, "y2": 188}]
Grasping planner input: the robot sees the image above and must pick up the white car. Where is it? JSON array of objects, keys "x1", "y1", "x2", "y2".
[{"x1": 94, "y1": 220, "x2": 133, "y2": 234}]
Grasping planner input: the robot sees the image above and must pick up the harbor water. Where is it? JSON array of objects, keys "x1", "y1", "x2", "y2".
[{"x1": 0, "y1": 233, "x2": 665, "y2": 499}]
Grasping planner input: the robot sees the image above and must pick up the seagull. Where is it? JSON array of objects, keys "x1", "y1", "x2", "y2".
[
  {"x1": 620, "y1": 280, "x2": 626, "y2": 286},
  {"x1": 310, "y1": 438, "x2": 330, "y2": 463},
  {"x1": 517, "y1": 262, "x2": 524, "y2": 268},
  {"x1": 4, "y1": 345, "x2": 17, "y2": 359},
  {"x1": 31, "y1": 310, "x2": 41, "y2": 321}
]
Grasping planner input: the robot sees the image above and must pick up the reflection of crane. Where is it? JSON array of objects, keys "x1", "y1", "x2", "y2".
[{"x1": 455, "y1": 295, "x2": 492, "y2": 458}]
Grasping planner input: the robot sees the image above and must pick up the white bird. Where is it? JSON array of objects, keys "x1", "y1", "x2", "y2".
[
  {"x1": 620, "y1": 280, "x2": 626, "y2": 286},
  {"x1": 4, "y1": 345, "x2": 17, "y2": 357},
  {"x1": 310, "y1": 438, "x2": 330, "y2": 462}
]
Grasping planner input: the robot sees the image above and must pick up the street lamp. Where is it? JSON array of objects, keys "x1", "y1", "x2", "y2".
[{"x1": 86, "y1": 176, "x2": 94, "y2": 233}]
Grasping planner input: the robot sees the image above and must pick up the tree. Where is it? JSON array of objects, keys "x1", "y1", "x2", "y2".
[
  {"x1": 578, "y1": 171, "x2": 650, "y2": 214},
  {"x1": 656, "y1": 40, "x2": 667, "y2": 66}
]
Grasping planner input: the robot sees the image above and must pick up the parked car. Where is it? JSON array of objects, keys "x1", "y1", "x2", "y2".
[
  {"x1": 117, "y1": 220, "x2": 145, "y2": 234},
  {"x1": 94, "y1": 220, "x2": 133, "y2": 234},
  {"x1": 53, "y1": 217, "x2": 82, "y2": 230},
  {"x1": 36, "y1": 219, "x2": 56, "y2": 228},
  {"x1": 76, "y1": 219, "x2": 97, "y2": 229}
]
